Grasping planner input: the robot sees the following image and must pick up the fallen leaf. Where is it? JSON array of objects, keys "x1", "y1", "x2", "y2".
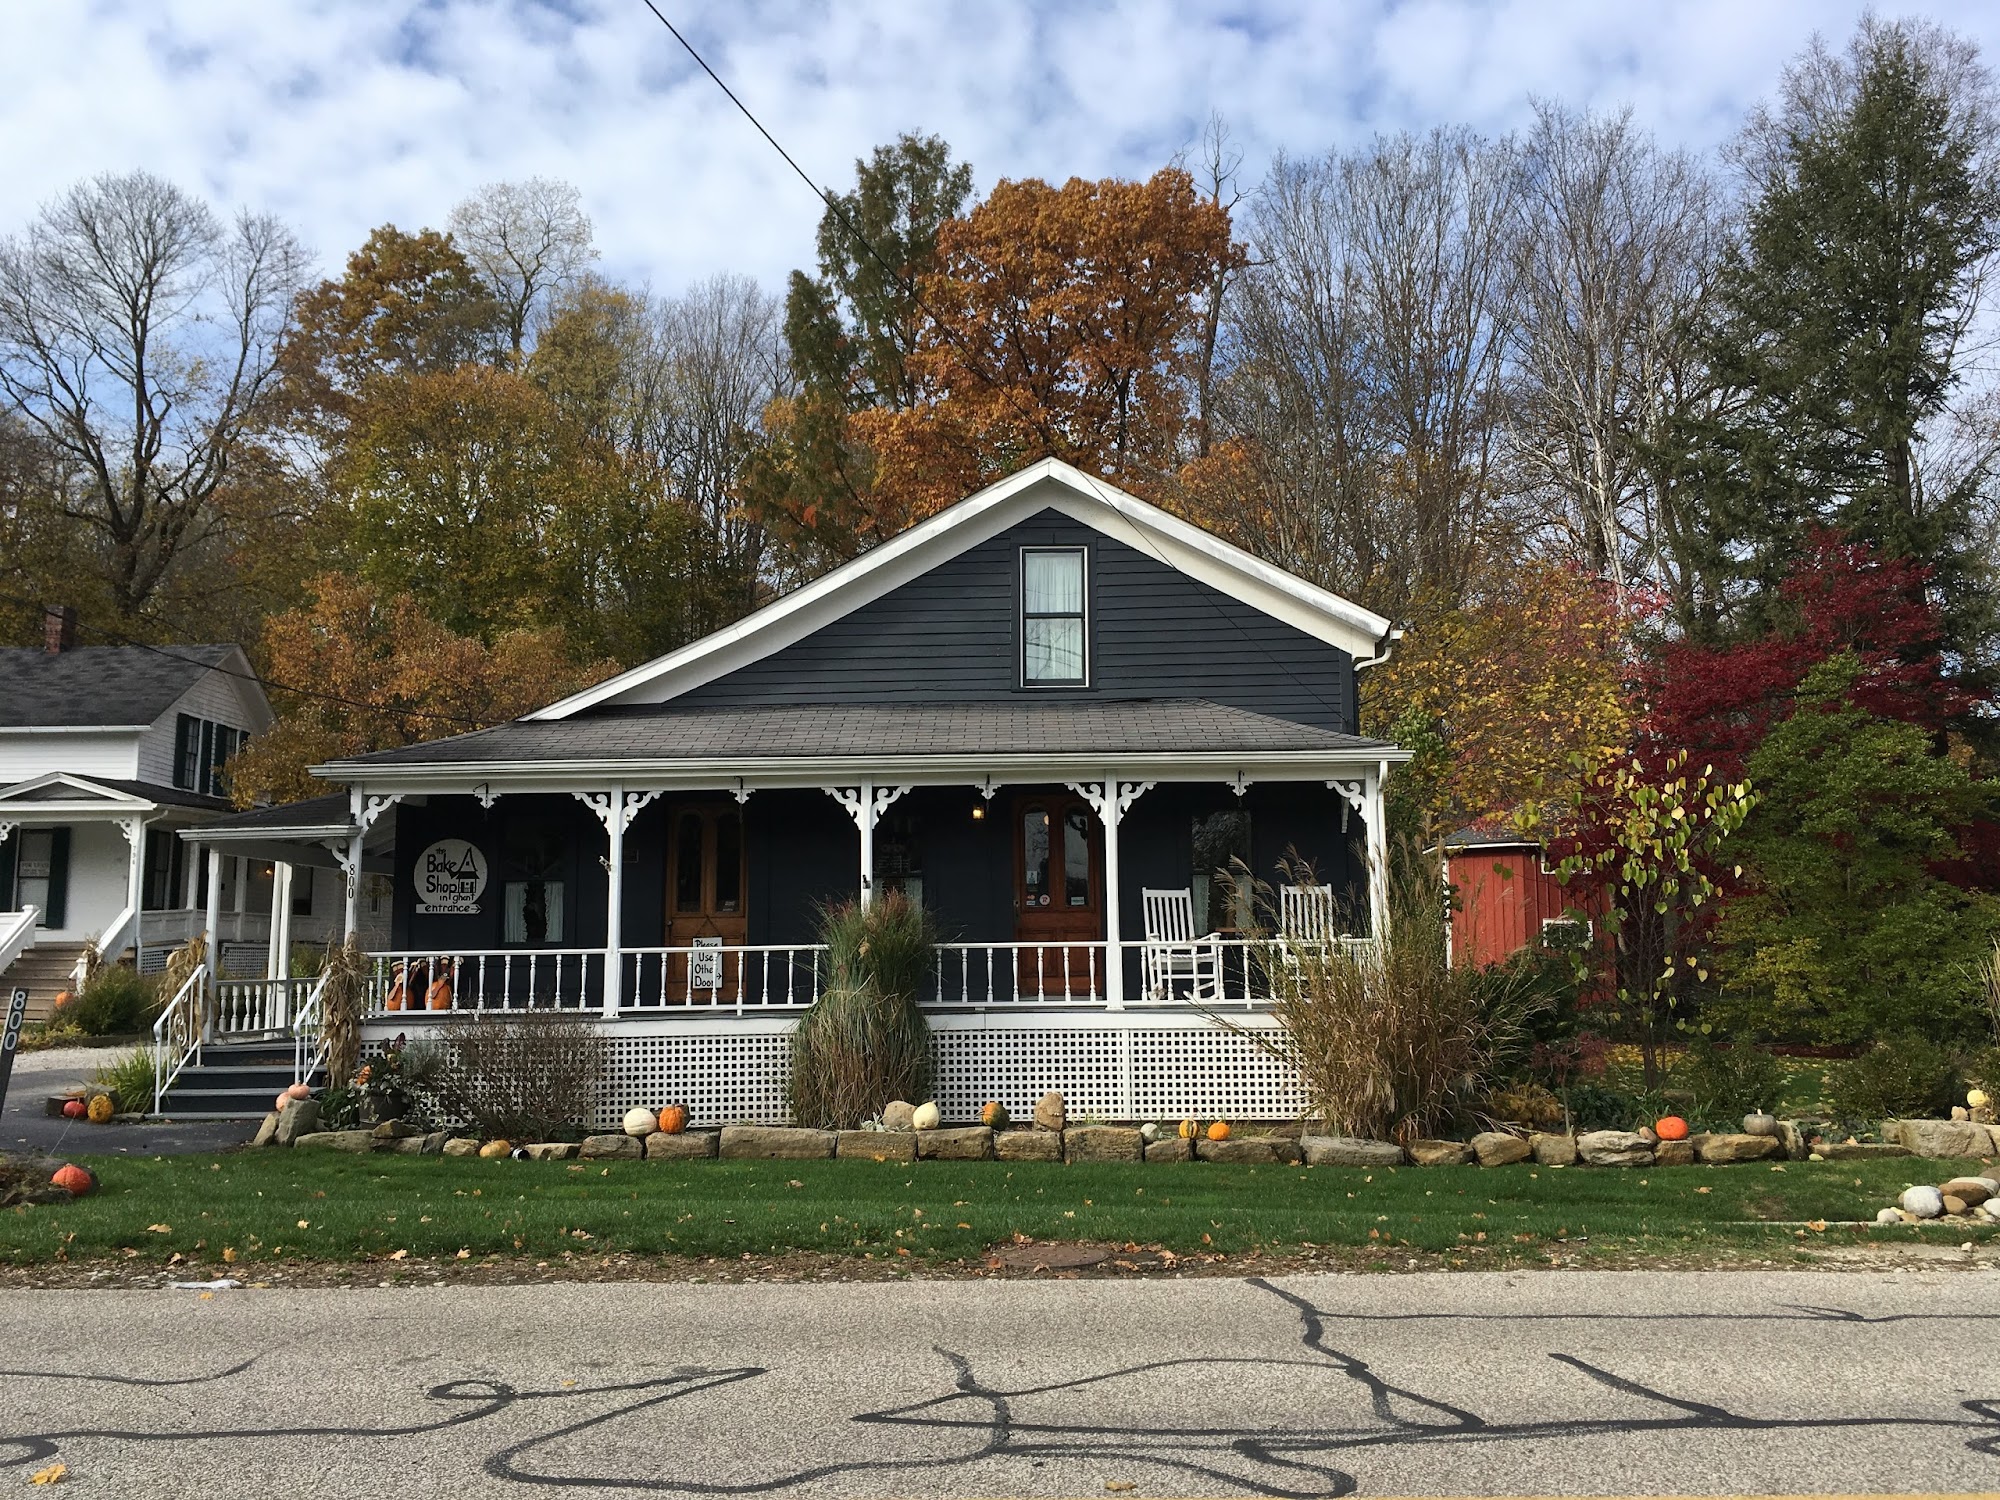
[
  {"x1": 388, "y1": 1249, "x2": 408, "y2": 1261},
  {"x1": 1105, "y1": 1483, "x2": 1137, "y2": 1494},
  {"x1": 296, "y1": 1220, "x2": 309, "y2": 1230},
  {"x1": 198, "y1": 1292, "x2": 214, "y2": 1301},
  {"x1": 28, "y1": 1460, "x2": 65, "y2": 1484},
  {"x1": 145, "y1": 1223, "x2": 171, "y2": 1234},
  {"x1": 220, "y1": 1248, "x2": 237, "y2": 1264}
]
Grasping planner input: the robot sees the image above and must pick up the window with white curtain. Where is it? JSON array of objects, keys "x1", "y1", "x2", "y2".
[{"x1": 1021, "y1": 547, "x2": 1087, "y2": 685}]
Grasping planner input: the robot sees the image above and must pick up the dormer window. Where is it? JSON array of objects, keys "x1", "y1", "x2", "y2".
[{"x1": 1021, "y1": 547, "x2": 1087, "y2": 686}]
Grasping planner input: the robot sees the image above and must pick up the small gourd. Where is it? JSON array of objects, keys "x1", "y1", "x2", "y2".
[
  {"x1": 623, "y1": 1107, "x2": 658, "y2": 1137},
  {"x1": 86, "y1": 1092, "x2": 116, "y2": 1124},
  {"x1": 1177, "y1": 1119, "x2": 1200, "y2": 1140},
  {"x1": 980, "y1": 1101, "x2": 1010, "y2": 1129},
  {"x1": 61, "y1": 1099, "x2": 86, "y2": 1120},
  {"x1": 657, "y1": 1104, "x2": 689, "y2": 1135},
  {"x1": 51, "y1": 990, "x2": 72, "y2": 1011},
  {"x1": 911, "y1": 1100, "x2": 941, "y2": 1131},
  {"x1": 1742, "y1": 1110, "x2": 1778, "y2": 1138},
  {"x1": 478, "y1": 1139, "x2": 512, "y2": 1159},
  {"x1": 1654, "y1": 1115, "x2": 1689, "y2": 1142},
  {"x1": 51, "y1": 1163, "x2": 95, "y2": 1196},
  {"x1": 1206, "y1": 1120, "x2": 1231, "y2": 1142},
  {"x1": 285, "y1": 1082, "x2": 311, "y2": 1101}
]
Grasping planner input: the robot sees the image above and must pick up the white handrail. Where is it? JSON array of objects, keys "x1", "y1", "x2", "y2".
[
  {"x1": 0, "y1": 905, "x2": 38, "y2": 975},
  {"x1": 291, "y1": 968, "x2": 334, "y2": 1086},
  {"x1": 151, "y1": 962, "x2": 207, "y2": 1115},
  {"x1": 82, "y1": 905, "x2": 138, "y2": 988}
]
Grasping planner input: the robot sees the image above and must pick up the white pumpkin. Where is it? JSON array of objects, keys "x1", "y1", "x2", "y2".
[
  {"x1": 911, "y1": 1100, "x2": 941, "y2": 1131},
  {"x1": 622, "y1": 1107, "x2": 658, "y2": 1137},
  {"x1": 1970, "y1": 1088, "x2": 1991, "y2": 1110}
]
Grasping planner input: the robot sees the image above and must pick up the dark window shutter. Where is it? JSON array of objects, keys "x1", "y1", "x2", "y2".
[
  {"x1": 173, "y1": 715, "x2": 195, "y2": 791},
  {"x1": 43, "y1": 827, "x2": 69, "y2": 930},
  {"x1": 0, "y1": 837, "x2": 14, "y2": 910}
]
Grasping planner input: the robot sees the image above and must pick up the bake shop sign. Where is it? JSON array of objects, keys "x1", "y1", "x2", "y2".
[{"x1": 416, "y1": 839, "x2": 488, "y2": 915}]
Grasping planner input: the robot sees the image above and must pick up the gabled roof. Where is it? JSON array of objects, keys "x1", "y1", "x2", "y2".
[
  {"x1": 328, "y1": 699, "x2": 1397, "y2": 774},
  {"x1": 528, "y1": 459, "x2": 1398, "y2": 722},
  {"x1": 0, "y1": 772, "x2": 230, "y2": 815},
  {"x1": 0, "y1": 644, "x2": 263, "y2": 730}
]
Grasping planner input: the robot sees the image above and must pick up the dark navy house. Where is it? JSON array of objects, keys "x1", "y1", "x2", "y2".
[{"x1": 183, "y1": 460, "x2": 1406, "y2": 1125}]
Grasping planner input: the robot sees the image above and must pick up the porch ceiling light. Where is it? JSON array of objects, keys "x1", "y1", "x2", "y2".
[{"x1": 971, "y1": 804, "x2": 985, "y2": 821}]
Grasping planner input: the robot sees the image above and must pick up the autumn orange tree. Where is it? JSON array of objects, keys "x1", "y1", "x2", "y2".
[
  {"x1": 229, "y1": 574, "x2": 616, "y2": 805},
  {"x1": 858, "y1": 168, "x2": 1244, "y2": 525},
  {"x1": 1364, "y1": 562, "x2": 1631, "y2": 840}
]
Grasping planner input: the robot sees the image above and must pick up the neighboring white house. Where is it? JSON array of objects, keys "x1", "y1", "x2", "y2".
[{"x1": 0, "y1": 609, "x2": 312, "y2": 1018}]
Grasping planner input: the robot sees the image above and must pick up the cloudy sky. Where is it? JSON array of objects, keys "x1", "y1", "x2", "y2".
[{"x1": 6, "y1": 1, "x2": 1998, "y2": 294}]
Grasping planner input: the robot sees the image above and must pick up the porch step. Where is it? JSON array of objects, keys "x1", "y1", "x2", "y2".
[
  {"x1": 0, "y1": 943, "x2": 88, "y2": 1025},
  {"x1": 156, "y1": 1039, "x2": 322, "y2": 1120}
]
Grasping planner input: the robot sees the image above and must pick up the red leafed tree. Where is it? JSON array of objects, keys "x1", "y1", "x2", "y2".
[{"x1": 1638, "y1": 531, "x2": 1980, "y2": 783}]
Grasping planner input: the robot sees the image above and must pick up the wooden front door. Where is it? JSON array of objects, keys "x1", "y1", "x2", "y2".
[
  {"x1": 1013, "y1": 794, "x2": 1102, "y2": 997},
  {"x1": 665, "y1": 803, "x2": 748, "y2": 999}
]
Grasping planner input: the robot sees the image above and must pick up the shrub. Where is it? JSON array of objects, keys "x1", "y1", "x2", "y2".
[
  {"x1": 1673, "y1": 1038, "x2": 1786, "y2": 1127},
  {"x1": 788, "y1": 893, "x2": 936, "y2": 1129},
  {"x1": 90, "y1": 1046, "x2": 158, "y2": 1114},
  {"x1": 1249, "y1": 848, "x2": 1546, "y2": 1141},
  {"x1": 1824, "y1": 1035, "x2": 1964, "y2": 1123},
  {"x1": 433, "y1": 1010, "x2": 609, "y2": 1140},
  {"x1": 65, "y1": 965, "x2": 158, "y2": 1036}
]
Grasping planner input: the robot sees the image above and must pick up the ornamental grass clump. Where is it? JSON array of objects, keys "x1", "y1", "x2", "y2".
[
  {"x1": 788, "y1": 892, "x2": 936, "y2": 1130},
  {"x1": 1241, "y1": 850, "x2": 1542, "y2": 1142}
]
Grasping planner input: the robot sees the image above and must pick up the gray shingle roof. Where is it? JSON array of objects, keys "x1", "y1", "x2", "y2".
[
  {"x1": 0, "y1": 776, "x2": 232, "y2": 812},
  {"x1": 331, "y1": 699, "x2": 1392, "y2": 770},
  {"x1": 0, "y1": 645, "x2": 238, "y2": 728},
  {"x1": 198, "y1": 792, "x2": 352, "y2": 833}
]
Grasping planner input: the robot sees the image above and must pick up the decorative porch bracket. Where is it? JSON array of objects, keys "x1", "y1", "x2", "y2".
[
  {"x1": 1329, "y1": 770, "x2": 1390, "y2": 942},
  {"x1": 340, "y1": 791, "x2": 403, "y2": 943},
  {"x1": 1066, "y1": 778, "x2": 1153, "y2": 1010},
  {"x1": 575, "y1": 788, "x2": 662, "y2": 1018},
  {"x1": 0, "y1": 821, "x2": 13, "y2": 844},
  {"x1": 827, "y1": 783, "x2": 909, "y2": 908}
]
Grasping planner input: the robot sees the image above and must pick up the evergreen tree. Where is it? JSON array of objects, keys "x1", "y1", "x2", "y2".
[{"x1": 1693, "y1": 22, "x2": 2000, "y2": 679}]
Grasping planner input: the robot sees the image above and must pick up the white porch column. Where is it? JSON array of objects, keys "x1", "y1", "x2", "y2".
[
  {"x1": 1365, "y1": 760, "x2": 1391, "y2": 944},
  {"x1": 828, "y1": 784, "x2": 909, "y2": 910},
  {"x1": 265, "y1": 861, "x2": 287, "y2": 981},
  {"x1": 1067, "y1": 778, "x2": 1153, "y2": 1010},
  {"x1": 576, "y1": 787, "x2": 661, "y2": 1018},
  {"x1": 342, "y1": 792, "x2": 402, "y2": 945},
  {"x1": 121, "y1": 817, "x2": 145, "y2": 972},
  {"x1": 203, "y1": 845, "x2": 223, "y2": 970}
]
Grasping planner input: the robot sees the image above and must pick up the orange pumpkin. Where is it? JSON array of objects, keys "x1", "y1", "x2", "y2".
[
  {"x1": 1655, "y1": 1115, "x2": 1690, "y2": 1142},
  {"x1": 425, "y1": 975, "x2": 453, "y2": 1011},
  {"x1": 657, "y1": 1104, "x2": 688, "y2": 1135},
  {"x1": 980, "y1": 1101, "x2": 1010, "y2": 1129},
  {"x1": 51, "y1": 1163, "x2": 95, "y2": 1196},
  {"x1": 61, "y1": 1099, "x2": 86, "y2": 1120},
  {"x1": 51, "y1": 989, "x2": 73, "y2": 1011},
  {"x1": 1206, "y1": 1120, "x2": 1232, "y2": 1142}
]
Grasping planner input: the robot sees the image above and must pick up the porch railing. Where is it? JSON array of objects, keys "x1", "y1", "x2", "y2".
[
  {"x1": 292, "y1": 968, "x2": 334, "y2": 1086},
  {"x1": 0, "y1": 905, "x2": 37, "y2": 975},
  {"x1": 151, "y1": 962, "x2": 207, "y2": 1114},
  {"x1": 211, "y1": 975, "x2": 317, "y2": 1036},
  {"x1": 352, "y1": 935, "x2": 1380, "y2": 1017}
]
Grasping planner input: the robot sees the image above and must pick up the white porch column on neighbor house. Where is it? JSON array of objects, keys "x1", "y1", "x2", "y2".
[
  {"x1": 576, "y1": 787, "x2": 661, "y2": 1018},
  {"x1": 828, "y1": 783, "x2": 909, "y2": 910},
  {"x1": 120, "y1": 816, "x2": 145, "y2": 973},
  {"x1": 203, "y1": 845, "x2": 223, "y2": 971},
  {"x1": 265, "y1": 861, "x2": 288, "y2": 980},
  {"x1": 1067, "y1": 778, "x2": 1153, "y2": 1010}
]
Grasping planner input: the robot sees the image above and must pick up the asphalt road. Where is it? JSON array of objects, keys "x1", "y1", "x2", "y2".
[
  {"x1": 0, "y1": 1269, "x2": 1994, "y2": 1497},
  {"x1": 1, "y1": 1046, "x2": 258, "y2": 1158}
]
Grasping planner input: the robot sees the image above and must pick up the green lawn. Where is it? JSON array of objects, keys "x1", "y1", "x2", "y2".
[{"x1": 2, "y1": 1151, "x2": 1991, "y2": 1268}]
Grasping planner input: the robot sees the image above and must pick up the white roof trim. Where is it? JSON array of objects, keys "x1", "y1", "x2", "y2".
[
  {"x1": 0, "y1": 771, "x2": 164, "y2": 816},
  {"x1": 529, "y1": 459, "x2": 1395, "y2": 721}
]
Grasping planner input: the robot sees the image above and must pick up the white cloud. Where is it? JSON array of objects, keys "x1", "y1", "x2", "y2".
[{"x1": 3, "y1": 0, "x2": 1996, "y2": 291}]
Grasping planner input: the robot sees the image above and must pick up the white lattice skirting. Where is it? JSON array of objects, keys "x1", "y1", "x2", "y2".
[{"x1": 363, "y1": 1010, "x2": 1307, "y2": 1128}]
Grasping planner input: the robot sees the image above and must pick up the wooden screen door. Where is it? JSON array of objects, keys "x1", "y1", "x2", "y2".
[
  {"x1": 1013, "y1": 795, "x2": 1102, "y2": 998},
  {"x1": 665, "y1": 803, "x2": 747, "y2": 999}
]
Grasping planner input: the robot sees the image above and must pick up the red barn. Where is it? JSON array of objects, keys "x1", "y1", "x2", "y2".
[{"x1": 1440, "y1": 827, "x2": 1602, "y2": 969}]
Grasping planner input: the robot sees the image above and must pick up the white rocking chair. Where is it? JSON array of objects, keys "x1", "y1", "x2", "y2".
[
  {"x1": 1277, "y1": 883, "x2": 1338, "y2": 963},
  {"x1": 1141, "y1": 887, "x2": 1223, "y2": 1002}
]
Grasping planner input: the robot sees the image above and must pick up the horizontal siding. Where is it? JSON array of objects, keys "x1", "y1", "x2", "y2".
[
  {"x1": 678, "y1": 511, "x2": 1355, "y2": 732},
  {"x1": 136, "y1": 670, "x2": 263, "y2": 787}
]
